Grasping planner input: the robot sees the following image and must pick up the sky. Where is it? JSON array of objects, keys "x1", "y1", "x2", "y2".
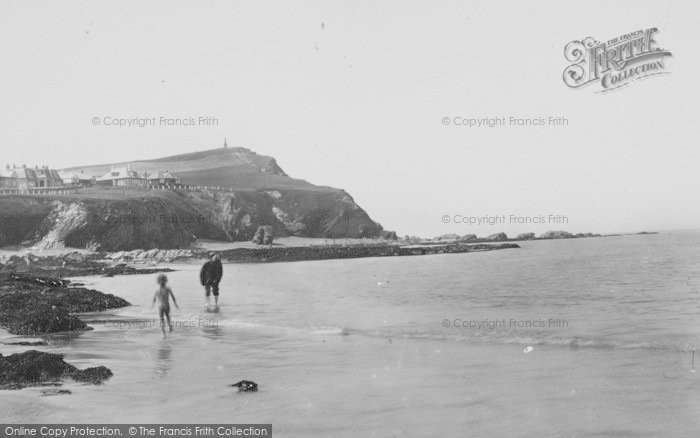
[{"x1": 1, "y1": 0, "x2": 698, "y2": 237}]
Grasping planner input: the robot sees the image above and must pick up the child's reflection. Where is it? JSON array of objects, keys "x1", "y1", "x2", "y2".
[{"x1": 155, "y1": 341, "x2": 172, "y2": 378}]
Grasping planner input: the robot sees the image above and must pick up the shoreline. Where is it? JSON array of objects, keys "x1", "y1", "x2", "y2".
[{"x1": 0, "y1": 240, "x2": 521, "y2": 277}]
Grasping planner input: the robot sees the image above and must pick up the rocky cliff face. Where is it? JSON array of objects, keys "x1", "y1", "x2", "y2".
[
  {"x1": 191, "y1": 189, "x2": 380, "y2": 240},
  {"x1": 0, "y1": 188, "x2": 382, "y2": 251}
]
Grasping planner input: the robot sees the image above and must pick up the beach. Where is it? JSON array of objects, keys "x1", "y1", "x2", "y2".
[{"x1": 1, "y1": 232, "x2": 699, "y2": 436}]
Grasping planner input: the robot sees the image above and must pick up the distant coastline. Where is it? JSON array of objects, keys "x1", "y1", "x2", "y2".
[{"x1": 415, "y1": 230, "x2": 658, "y2": 244}]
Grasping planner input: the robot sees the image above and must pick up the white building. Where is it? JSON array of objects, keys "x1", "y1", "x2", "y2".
[{"x1": 96, "y1": 165, "x2": 146, "y2": 187}]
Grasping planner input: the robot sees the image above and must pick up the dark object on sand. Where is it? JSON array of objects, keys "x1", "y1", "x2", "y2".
[
  {"x1": 230, "y1": 380, "x2": 258, "y2": 392},
  {"x1": 0, "y1": 350, "x2": 113, "y2": 390}
]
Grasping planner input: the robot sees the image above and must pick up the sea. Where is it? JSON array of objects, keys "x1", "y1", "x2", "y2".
[{"x1": 1, "y1": 232, "x2": 699, "y2": 437}]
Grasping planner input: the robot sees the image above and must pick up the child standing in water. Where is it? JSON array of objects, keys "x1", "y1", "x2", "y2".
[{"x1": 152, "y1": 274, "x2": 179, "y2": 335}]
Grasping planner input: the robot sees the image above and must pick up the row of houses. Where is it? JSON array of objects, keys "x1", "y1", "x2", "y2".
[
  {"x1": 0, "y1": 164, "x2": 183, "y2": 189},
  {"x1": 95, "y1": 166, "x2": 182, "y2": 188}
]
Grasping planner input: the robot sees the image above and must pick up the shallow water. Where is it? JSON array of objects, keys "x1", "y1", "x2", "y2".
[{"x1": 1, "y1": 232, "x2": 699, "y2": 436}]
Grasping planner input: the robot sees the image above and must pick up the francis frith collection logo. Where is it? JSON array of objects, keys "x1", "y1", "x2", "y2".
[{"x1": 563, "y1": 28, "x2": 672, "y2": 92}]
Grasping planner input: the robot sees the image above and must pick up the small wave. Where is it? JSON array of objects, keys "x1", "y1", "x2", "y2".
[
  {"x1": 311, "y1": 326, "x2": 348, "y2": 335},
  {"x1": 520, "y1": 335, "x2": 697, "y2": 352},
  {"x1": 336, "y1": 327, "x2": 697, "y2": 353},
  {"x1": 83, "y1": 304, "x2": 351, "y2": 338},
  {"x1": 502, "y1": 336, "x2": 668, "y2": 351},
  {"x1": 197, "y1": 317, "x2": 350, "y2": 338}
]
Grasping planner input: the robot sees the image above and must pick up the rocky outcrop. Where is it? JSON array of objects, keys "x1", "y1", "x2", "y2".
[
  {"x1": 403, "y1": 231, "x2": 609, "y2": 245},
  {"x1": 105, "y1": 248, "x2": 194, "y2": 264},
  {"x1": 42, "y1": 388, "x2": 72, "y2": 396},
  {"x1": 3, "y1": 341, "x2": 48, "y2": 346},
  {"x1": 215, "y1": 242, "x2": 519, "y2": 263},
  {"x1": 378, "y1": 230, "x2": 398, "y2": 240},
  {"x1": 436, "y1": 233, "x2": 460, "y2": 240},
  {"x1": 485, "y1": 232, "x2": 508, "y2": 241},
  {"x1": 252, "y1": 226, "x2": 274, "y2": 245},
  {"x1": 0, "y1": 273, "x2": 130, "y2": 335},
  {"x1": 459, "y1": 234, "x2": 478, "y2": 241},
  {"x1": 0, "y1": 253, "x2": 174, "y2": 277},
  {"x1": 539, "y1": 230, "x2": 574, "y2": 239},
  {"x1": 575, "y1": 232, "x2": 602, "y2": 238},
  {"x1": 0, "y1": 350, "x2": 112, "y2": 389}
]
